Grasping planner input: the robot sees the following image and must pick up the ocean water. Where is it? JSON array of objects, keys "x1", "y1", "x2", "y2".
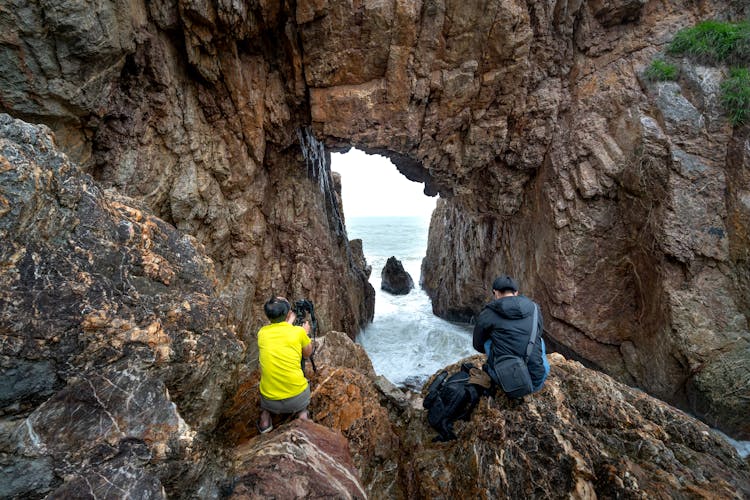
[{"x1": 348, "y1": 216, "x2": 475, "y2": 389}]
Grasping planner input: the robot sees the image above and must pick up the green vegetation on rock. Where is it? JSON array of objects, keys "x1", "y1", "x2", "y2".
[
  {"x1": 644, "y1": 59, "x2": 679, "y2": 81},
  {"x1": 648, "y1": 20, "x2": 750, "y2": 126},
  {"x1": 668, "y1": 20, "x2": 750, "y2": 65},
  {"x1": 721, "y1": 67, "x2": 750, "y2": 125}
]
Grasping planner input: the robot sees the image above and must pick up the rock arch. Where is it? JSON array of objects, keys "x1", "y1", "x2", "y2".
[{"x1": 1, "y1": 0, "x2": 748, "y2": 437}]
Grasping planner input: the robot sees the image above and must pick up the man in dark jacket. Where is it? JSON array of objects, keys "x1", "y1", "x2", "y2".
[{"x1": 472, "y1": 275, "x2": 549, "y2": 393}]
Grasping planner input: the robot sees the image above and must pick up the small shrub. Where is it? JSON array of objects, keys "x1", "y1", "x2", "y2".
[
  {"x1": 720, "y1": 67, "x2": 750, "y2": 125},
  {"x1": 644, "y1": 59, "x2": 679, "y2": 81},
  {"x1": 668, "y1": 20, "x2": 750, "y2": 66}
]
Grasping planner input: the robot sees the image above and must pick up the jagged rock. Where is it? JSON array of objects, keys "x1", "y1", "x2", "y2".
[
  {"x1": 0, "y1": 0, "x2": 375, "y2": 342},
  {"x1": 233, "y1": 330, "x2": 750, "y2": 499},
  {"x1": 0, "y1": 0, "x2": 746, "y2": 442},
  {"x1": 229, "y1": 419, "x2": 366, "y2": 499},
  {"x1": 311, "y1": 364, "x2": 402, "y2": 498},
  {"x1": 381, "y1": 256, "x2": 415, "y2": 295},
  {"x1": 348, "y1": 240, "x2": 375, "y2": 332},
  {"x1": 2, "y1": 113, "x2": 747, "y2": 500},
  {"x1": 0, "y1": 115, "x2": 244, "y2": 497},
  {"x1": 350, "y1": 238, "x2": 372, "y2": 279},
  {"x1": 402, "y1": 354, "x2": 750, "y2": 498},
  {"x1": 312, "y1": 331, "x2": 376, "y2": 375}
]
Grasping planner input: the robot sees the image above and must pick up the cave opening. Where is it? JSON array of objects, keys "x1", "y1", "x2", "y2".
[{"x1": 331, "y1": 148, "x2": 474, "y2": 390}]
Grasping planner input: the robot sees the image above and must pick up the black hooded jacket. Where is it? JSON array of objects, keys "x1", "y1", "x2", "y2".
[{"x1": 472, "y1": 294, "x2": 546, "y2": 388}]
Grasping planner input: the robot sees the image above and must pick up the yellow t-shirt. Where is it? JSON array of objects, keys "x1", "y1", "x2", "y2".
[{"x1": 258, "y1": 321, "x2": 311, "y2": 400}]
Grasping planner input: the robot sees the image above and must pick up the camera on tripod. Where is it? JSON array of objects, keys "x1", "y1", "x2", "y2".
[
  {"x1": 292, "y1": 299, "x2": 317, "y2": 333},
  {"x1": 292, "y1": 299, "x2": 318, "y2": 373}
]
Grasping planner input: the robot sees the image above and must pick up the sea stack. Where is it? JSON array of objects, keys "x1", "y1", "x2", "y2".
[{"x1": 381, "y1": 257, "x2": 414, "y2": 295}]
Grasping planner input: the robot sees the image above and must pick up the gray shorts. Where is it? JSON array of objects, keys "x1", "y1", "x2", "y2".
[{"x1": 260, "y1": 385, "x2": 310, "y2": 415}]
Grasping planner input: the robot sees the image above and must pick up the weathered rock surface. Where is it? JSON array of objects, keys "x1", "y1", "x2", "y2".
[
  {"x1": 312, "y1": 330, "x2": 377, "y2": 376},
  {"x1": 220, "y1": 329, "x2": 750, "y2": 499},
  {"x1": 381, "y1": 256, "x2": 415, "y2": 295},
  {"x1": 0, "y1": 0, "x2": 375, "y2": 344},
  {"x1": 401, "y1": 354, "x2": 750, "y2": 499},
  {"x1": 229, "y1": 419, "x2": 366, "y2": 499},
  {"x1": 0, "y1": 0, "x2": 746, "y2": 443},
  {"x1": 0, "y1": 114, "x2": 244, "y2": 497},
  {"x1": 1, "y1": 115, "x2": 748, "y2": 499}
]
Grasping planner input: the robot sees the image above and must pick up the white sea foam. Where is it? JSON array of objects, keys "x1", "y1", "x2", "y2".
[
  {"x1": 712, "y1": 429, "x2": 750, "y2": 459},
  {"x1": 350, "y1": 216, "x2": 474, "y2": 389}
]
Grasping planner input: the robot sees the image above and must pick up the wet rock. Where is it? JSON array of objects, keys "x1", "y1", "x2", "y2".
[
  {"x1": 0, "y1": 0, "x2": 375, "y2": 341},
  {"x1": 0, "y1": 0, "x2": 746, "y2": 451},
  {"x1": 350, "y1": 239, "x2": 372, "y2": 279},
  {"x1": 381, "y1": 256, "x2": 414, "y2": 295}
]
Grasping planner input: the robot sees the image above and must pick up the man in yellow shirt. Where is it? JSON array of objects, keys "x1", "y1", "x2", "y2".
[{"x1": 257, "y1": 296, "x2": 314, "y2": 433}]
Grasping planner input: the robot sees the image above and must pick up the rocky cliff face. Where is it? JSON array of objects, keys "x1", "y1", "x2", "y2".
[
  {"x1": 1, "y1": 116, "x2": 749, "y2": 497},
  {"x1": 0, "y1": 0, "x2": 746, "y2": 440},
  {"x1": 302, "y1": 0, "x2": 750, "y2": 439},
  {"x1": 0, "y1": 0, "x2": 374, "y2": 345}
]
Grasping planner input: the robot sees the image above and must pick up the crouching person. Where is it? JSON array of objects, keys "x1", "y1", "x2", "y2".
[
  {"x1": 257, "y1": 296, "x2": 313, "y2": 433},
  {"x1": 472, "y1": 275, "x2": 550, "y2": 398}
]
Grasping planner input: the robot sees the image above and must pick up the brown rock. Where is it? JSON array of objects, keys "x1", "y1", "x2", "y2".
[
  {"x1": 0, "y1": 0, "x2": 374, "y2": 345},
  {"x1": 2, "y1": 113, "x2": 748, "y2": 500},
  {"x1": 311, "y1": 364, "x2": 401, "y2": 497},
  {"x1": 404, "y1": 354, "x2": 750, "y2": 499},
  {"x1": 0, "y1": 114, "x2": 244, "y2": 498},
  {"x1": 229, "y1": 419, "x2": 366, "y2": 499},
  {"x1": 0, "y1": 0, "x2": 746, "y2": 443},
  {"x1": 222, "y1": 329, "x2": 750, "y2": 499},
  {"x1": 312, "y1": 330, "x2": 376, "y2": 374}
]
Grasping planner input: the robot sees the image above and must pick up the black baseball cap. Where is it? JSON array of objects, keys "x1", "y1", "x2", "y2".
[{"x1": 492, "y1": 275, "x2": 518, "y2": 292}]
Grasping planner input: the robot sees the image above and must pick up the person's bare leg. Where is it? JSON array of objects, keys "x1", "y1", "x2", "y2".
[
  {"x1": 297, "y1": 410, "x2": 309, "y2": 420},
  {"x1": 259, "y1": 409, "x2": 272, "y2": 429}
]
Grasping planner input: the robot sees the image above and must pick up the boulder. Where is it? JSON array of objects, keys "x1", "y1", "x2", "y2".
[
  {"x1": 0, "y1": 114, "x2": 245, "y2": 498},
  {"x1": 229, "y1": 419, "x2": 366, "y2": 499},
  {"x1": 2, "y1": 0, "x2": 750, "y2": 493},
  {"x1": 381, "y1": 256, "x2": 415, "y2": 295}
]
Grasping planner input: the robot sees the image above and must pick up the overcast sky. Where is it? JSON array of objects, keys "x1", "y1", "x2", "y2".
[{"x1": 331, "y1": 148, "x2": 437, "y2": 218}]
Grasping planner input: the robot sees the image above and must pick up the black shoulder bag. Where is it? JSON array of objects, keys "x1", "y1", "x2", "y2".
[{"x1": 490, "y1": 304, "x2": 539, "y2": 399}]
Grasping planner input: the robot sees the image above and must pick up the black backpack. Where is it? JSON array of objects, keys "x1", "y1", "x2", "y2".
[{"x1": 422, "y1": 363, "x2": 484, "y2": 441}]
